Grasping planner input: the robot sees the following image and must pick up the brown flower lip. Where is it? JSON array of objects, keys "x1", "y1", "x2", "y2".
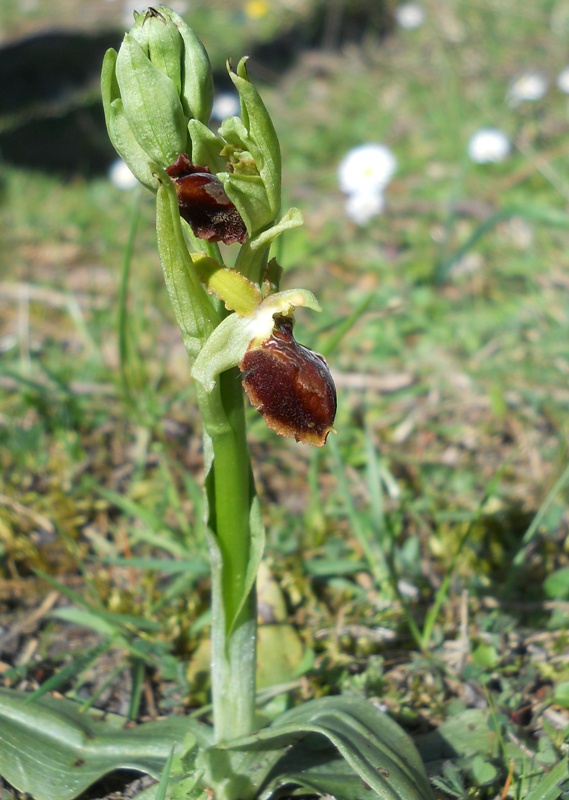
[
  {"x1": 166, "y1": 154, "x2": 247, "y2": 245},
  {"x1": 240, "y1": 315, "x2": 336, "y2": 447}
]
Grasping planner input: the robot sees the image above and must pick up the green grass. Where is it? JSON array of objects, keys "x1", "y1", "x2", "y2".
[{"x1": 1, "y1": 1, "x2": 569, "y2": 798}]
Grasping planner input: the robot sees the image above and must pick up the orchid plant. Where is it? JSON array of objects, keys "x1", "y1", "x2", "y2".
[{"x1": 0, "y1": 8, "x2": 434, "y2": 800}]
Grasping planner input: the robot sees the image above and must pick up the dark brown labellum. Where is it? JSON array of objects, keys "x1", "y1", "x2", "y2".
[
  {"x1": 166, "y1": 154, "x2": 247, "y2": 245},
  {"x1": 240, "y1": 315, "x2": 336, "y2": 447}
]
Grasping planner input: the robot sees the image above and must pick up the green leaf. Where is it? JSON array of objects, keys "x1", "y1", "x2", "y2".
[
  {"x1": 155, "y1": 170, "x2": 220, "y2": 360},
  {"x1": 470, "y1": 755, "x2": 499, "y2": 787},
  {"x1": 544, "y1": 567, "x2": 569, "y2": 600},
  {"x1": 472, "y1": 643, "x2": 500, "y2": 669},
  {"x1": 248, "y1": 207, "x2": 303, "y2": 252},
  {"x1": 415, "y1": 709, "x2": 495, "y2": 765},
  {"x1": 257, "y1": 624, "x2": 305, "y2": 688},
  {"x1": 0, "y1": 687, "x2": 212, "y2": 800},
  {"x1": 524, "y1": 757, "x2": 569, "y2": 800},
  {"x1": 200, "y1": 695, "x2": 434, "y2": 800},
  {"x1": 231, "y1": 207, "x2": 304, "y2": 284},
  {"x1": 553, "y1": 681, "x2": 569, "y2": 708}
]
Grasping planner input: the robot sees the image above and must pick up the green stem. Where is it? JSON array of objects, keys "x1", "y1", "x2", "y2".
[
  {"x1": 156, "y1": 174, "x2": 260, "y2": 743},
  {"x1": 202, "y1": 368, "x2": 258, "y2": 743}
]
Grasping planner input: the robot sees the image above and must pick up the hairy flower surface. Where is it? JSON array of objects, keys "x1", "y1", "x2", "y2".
[
  {"x1": 166, "y1": 154, "x2": 248, "y2": 244},
  {"x1": 338, "y1": 144, "x2": 397, "y2": 195},
  {"x1": 467, "y1": 128, "x2": 511, "y2": 164},
  {"x1": 240, "y1": 315, "x2": 336, "y2": 447}
]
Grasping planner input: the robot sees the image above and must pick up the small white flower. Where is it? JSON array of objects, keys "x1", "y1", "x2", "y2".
[
  {"x1": 467, "y1": 128, "x2": 511, "y2": 164},
  {"x1": 108, "y1": 158, "x2": 139, "y2": 190},
  {"x1": 211, "y1": 92, "x2": 240, "y2": 121},
  {"x1": 395, "y1": 3, "x2": 425, "y2": 30},
  {"x1": 507, "y1": 71, "x2": 548, "y2": 106},
  {"x1": 338, "y1": 143, "x2": 397, "y2": 195},
  {"x1": 344, "y1": 190, "x2": 386, "y2": 225},
  {"x1": 556, "y1": 66, "x2": 569, "y2": 94}
]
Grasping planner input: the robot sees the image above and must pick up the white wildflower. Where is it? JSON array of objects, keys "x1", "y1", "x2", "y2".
[
  {"x1": 556, "y1": 66, "x2": 569, "y2": 94},
  {"x1": 395, "y1": 3, "x2": 425, "y2": 30},
  {"x1": 467, "y1": 128, "x2": 511, "y2": 164},
  {"x1": 211, "y1": 92, "x2": 241, "y2": 121},
  {"x1": 108, "y1": 158, "x2": 138, "y2": 190},
  {"x1": 344, "y1": 190, "x2": 386, "y2": 225},
  {"x1": 338, "y1": 143, "x2": 397, "y2": 195},
  {"x1": 507, "y1": 71, "x2": 548, "y2": 106}
]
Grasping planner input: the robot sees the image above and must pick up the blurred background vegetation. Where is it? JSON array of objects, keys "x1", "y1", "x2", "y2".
[{"x1": 0, "y1": 1, "x2": 568, "y2": 797}]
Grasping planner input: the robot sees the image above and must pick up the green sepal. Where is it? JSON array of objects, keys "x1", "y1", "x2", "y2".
[
  {"x1": 155, "y1": 168, "x2": 220, "y2": 360},
  {"x1": 101, "y1": 49, "x2": 159, "y2": 191},
  {"x1": 129, "y1": 6, "x2": 184, "y2": 96},
  {"x1": 192, "y1": 288, "x2": 321, "y2": 392},
  {"x1": 249, "y1": 207, "x2": 304, "y2": 252},
  {"x1": 170, "y1": 6, "x2": 214, "y2": 124},
  {"x1": 218, "y1": 170, "x2": 272, "y2": 235},
  {"x1": 218, "y1": 58, "x2": 281, "y2": 226},
  {"x1": 116, "y1": 32, "x2": 188, "y2": 165},
  {"x1": 232, "y1": 207, "x2": 304, "y2": 285},
  {"x1": 231, "y1": 58, "x2": 281, "y2": 217},
  {"x1": 187, "y1": 119, "x2": 227, "y2": 172},
  {"x1": 192, "y1": 314, "x2": 253, "y2": 392},
  {"x1": 191, "y1": 254, "x2": 262, "y2": 315}
]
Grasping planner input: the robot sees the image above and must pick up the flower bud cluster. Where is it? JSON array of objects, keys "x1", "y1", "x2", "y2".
[
  {"x1": 102, "y1": 5, "x2": 213, "y2": 190},
  {"x1": 102, "y1": 7, "x2": 282, "y2": 238},
  {"x1": 102, "y1": 7, "x2": 336, "y2": 446}
]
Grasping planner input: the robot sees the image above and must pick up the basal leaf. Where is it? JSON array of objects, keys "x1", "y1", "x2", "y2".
[
  {"x1": 201, "y1": 695, "x2": 434, "y2": 800},
  {"x1": 0, "y1": 687, "x2": 211, "y2": 800}
]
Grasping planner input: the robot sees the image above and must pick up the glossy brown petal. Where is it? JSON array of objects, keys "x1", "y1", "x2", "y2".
[
  {"x1": 240, "y1": 315, "x2": 336, "y2": 447},
  {"x1": 166, "y1": 154, "x2": 247, "y2": 245}
]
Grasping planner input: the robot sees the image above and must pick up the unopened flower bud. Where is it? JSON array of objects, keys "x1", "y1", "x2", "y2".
[
  {"x1": 240, "y1": 315, "x2": 336, "y2": 447},
  {"x1": 166, "y1": 154, "x2": 247, "y2": 244},
  {"x1": 102, "y1": 6, "x2": 214, "y2": 187}
]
